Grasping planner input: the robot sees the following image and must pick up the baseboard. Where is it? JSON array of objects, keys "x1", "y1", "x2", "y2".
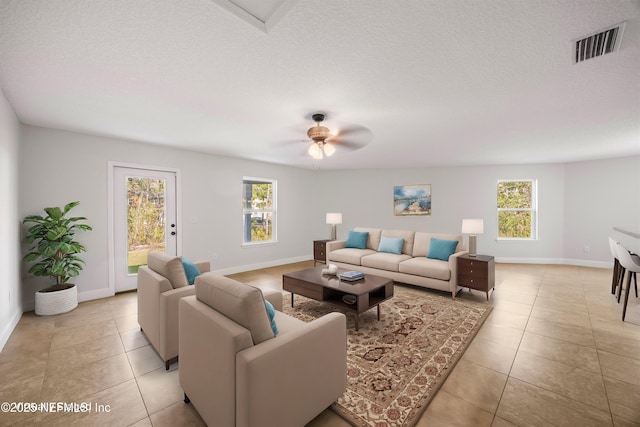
[
  {"x1": 212, "y1": 255, "x2": 312, "y2": 276},
  {"x1": 78, "y1": 288, "x2": 115, "y2": 302},
  {"x1": 22, "y1": 287, "x2": 116, "y2": 313},
  {"x1": 0, "y1": 309, "x2": 23, "y2": 352},
  {"x1": 496, "y1": 257, "x2": 612, "y2": 269}
]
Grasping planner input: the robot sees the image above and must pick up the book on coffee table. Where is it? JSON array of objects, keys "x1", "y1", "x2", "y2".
[{"x1": 338, "y1": 271, "x2": 365, "y2": 281}]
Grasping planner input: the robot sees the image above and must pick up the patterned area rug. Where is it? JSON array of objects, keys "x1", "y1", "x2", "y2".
[{"x1": 282, "y1": 284, "x2": 492, "y2": 427}]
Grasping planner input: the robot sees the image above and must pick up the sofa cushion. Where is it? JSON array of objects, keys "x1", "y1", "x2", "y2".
[
  {"x1": 195, "y1": 274, "x2": 274, "y2": 345},
  {"x1": 381, "y1": 230, "x2": 415, "y2": 255},
  {"x1": 412, "y1": 233, "x2": 463, "y2": 257},
  {"x1": 399, "y1": 257, "x2": 451, "y2": 281},
  {"x1": 345, "y1": 230, "x2": 369, "y2": 249},
  {"x1": 181, "y1": 257, "x2": 201, "y2": 285},
  {"x1": 147, "y1": 251, "x2": 189, "y2": 288},
  {"x1": 354, "y1": 227, "x2": 382, "y2": 251},
  {"x1": 361, "y1": 252, "x2": 411, "y2": 272},
  {"x1": 427, "y1": 238, "x2": 459, "y2": 261},
  {"x1": 329, "y1": 248, "x2": 376, "y2": 265},
  {"x1": 378, "y1": 237, "x2": 404, "y2": 255}
]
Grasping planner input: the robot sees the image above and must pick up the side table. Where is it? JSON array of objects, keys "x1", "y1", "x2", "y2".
[
  {"x1": 313, "y1": 239, "x2": 332, "y2": 266},
  {"x1": 457, "y1": 254, "x2": 495, "y2": 300}
]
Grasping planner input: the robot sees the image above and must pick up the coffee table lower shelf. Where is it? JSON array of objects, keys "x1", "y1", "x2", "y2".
[{"x1": 282, "y1": 270, "x2": 394, "y2": 331}]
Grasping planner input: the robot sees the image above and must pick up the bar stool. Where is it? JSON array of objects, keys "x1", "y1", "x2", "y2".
[
  {"x1": 609, "y1": 237, "x2": 625, "y2": 297},
  {"x1": 615, "y1": 243, "x2": 640, "y2": 321}
]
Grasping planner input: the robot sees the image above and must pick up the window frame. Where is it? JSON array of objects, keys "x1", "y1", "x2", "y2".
[
  {"x1": 242, "y1": 176, "x2": 277, "y2": 246},
  {"x1": 496, "y1": 179, "x2": 538, "y2": 241}
]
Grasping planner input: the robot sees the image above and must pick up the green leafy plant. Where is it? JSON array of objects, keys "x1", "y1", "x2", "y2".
[{"x1": 23, "y1": 201, "x2": 92, "y2": 292}]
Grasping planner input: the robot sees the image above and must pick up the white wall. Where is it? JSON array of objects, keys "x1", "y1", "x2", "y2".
[
  {"x1": 564, "y1": 156, "x2": 640, "y2": 262},
  {"x1": 18, "y1": 123, "x2": 640, "y2": 313},
  {"x1": 19, "y1": 125, "x2": 315, "y2": 308},
  {"x1": 313, "y1": 158, "x2": 640, "y2": 267},
  {"x1": 0, "y1": 89, "x2": 22, "y2": 351}
]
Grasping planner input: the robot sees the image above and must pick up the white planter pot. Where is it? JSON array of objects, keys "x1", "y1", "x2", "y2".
[{"x1": 35, "y1": 284, "x2": 78, "y2": 316}]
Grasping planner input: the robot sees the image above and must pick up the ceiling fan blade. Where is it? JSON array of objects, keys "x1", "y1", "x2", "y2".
[
  {"x1": 333, "y1": 124, "x2": 371, "y2": 138},
  {"x1": 327, "y1": 125, "x2": 373, "y2": 150},
  {"x1": 334, "y1": 139, "x2": 368, "y2": 150}
]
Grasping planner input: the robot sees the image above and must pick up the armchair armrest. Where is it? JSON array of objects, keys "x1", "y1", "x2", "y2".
[
  {"x1": 262, "y1": 288, "x2": 283, "y2": 312},
  {"x1": 159, "y1": 285, "x2": 196, "y2": 361},
  {"x1": 195, "y1": 261, "x2": 210, "y2": 273},
  {"x1": 236, "y1": 312, "x2": 347, "y2": 427},
  {"x1": 137, "y1": 266, "x2": 173, "y2": 351}
]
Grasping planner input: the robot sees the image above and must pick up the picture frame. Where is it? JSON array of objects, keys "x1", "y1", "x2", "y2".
[{"x1": 394, "y1": 184, "x2": 431, "y2": 216}]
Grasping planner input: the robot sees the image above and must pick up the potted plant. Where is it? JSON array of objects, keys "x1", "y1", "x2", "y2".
[{"x1": 23, "y1": 201, "x2": 92, "y2": 315}]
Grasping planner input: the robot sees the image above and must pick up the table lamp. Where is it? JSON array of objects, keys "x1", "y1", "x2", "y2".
[
  {"x1": 326, "y1": 213, "x2": 342, "y2": 240},
  {"x1": 462, "y1": 219, "x2": 484, "y2": 257}
]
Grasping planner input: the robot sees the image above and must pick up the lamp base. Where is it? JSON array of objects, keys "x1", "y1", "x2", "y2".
[
  {"x1": 468, "y1": 235, "x2": 477, "y2": 257},
  {"x1": 330, "y1": 224, "x2": 337, "y2": 241}
]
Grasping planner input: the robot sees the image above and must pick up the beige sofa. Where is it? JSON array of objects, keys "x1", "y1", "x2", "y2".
[
  {"x1": 327, "y1": 227, "x2": 467, "y2": 297},
  {"x1": 179, "y1": 273, "x2": 347, "y2": 427},
  {"x1": 137, "y1": 252, "x2": 210, "y2": 369}
]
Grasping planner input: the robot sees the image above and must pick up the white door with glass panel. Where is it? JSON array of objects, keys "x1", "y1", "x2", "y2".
[{"x1": 113, "y1": 167, "x2": 177, "y2": 292}]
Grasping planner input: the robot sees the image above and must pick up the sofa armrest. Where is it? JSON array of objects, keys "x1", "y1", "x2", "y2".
[
  {"x1": 159, "y1": 285, "x2": 196, "y2": 361},
  {"x1": 236, "y1": 312, "x2": 347, "y2": 427},
  {"x1": 326, "y1": 240, "x2": 346, "y2": 263},
  {"x1": 196, "y1": 261, "x2": 210, "y2": 273},
  {"x1": 448, "y1": 250, "x2": 469, "y2": 297}
]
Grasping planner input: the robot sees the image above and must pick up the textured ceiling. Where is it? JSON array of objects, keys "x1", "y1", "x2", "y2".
[{"x1": 0, "y1": 0, "x2": 639, "y2": 170}]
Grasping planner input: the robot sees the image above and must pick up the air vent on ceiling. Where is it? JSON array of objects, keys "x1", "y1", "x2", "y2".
[{"x1": 574, "y1": 22, "x2": 626, "y2": 64}]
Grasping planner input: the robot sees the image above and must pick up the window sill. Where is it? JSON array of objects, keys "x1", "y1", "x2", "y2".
[{"x1": 242, "y1": 240, "x2": 279, "y2": 248}]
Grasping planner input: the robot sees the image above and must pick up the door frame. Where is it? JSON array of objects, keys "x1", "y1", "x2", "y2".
[{"x1": 107, "y1": 161, "x2": 182, "y2": 296}]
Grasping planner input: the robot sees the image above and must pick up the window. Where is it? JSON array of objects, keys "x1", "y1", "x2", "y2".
[
  {"x1": 497, "y1": 179, "x2": 537, "y2": 240},
  {"x1": 242, "y1": 177, "x2": 276, "y2": 244}
]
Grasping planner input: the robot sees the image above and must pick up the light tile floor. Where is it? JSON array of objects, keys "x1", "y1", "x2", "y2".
[{"x1": 1, "y1": 262, "x2": 638, "y2": 426}]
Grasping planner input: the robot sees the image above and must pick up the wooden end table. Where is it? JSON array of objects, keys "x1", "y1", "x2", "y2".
[
  {"x1": 283, "y1": 267, "x2": 394, "y2": 330},
  {"x1": 313, "y1": 239, "x2": 332, "y2": 266},
  {"x1": 457, "y1": 254, "x2": 495, "y2": 300}
]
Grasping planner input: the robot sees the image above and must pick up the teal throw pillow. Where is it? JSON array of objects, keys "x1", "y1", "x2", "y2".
[
  {"x1": 264, "y1": 300, "x2": 278, "y2": 336},
  {"x1": 378, "y1": 237, "x2": 404, "y2": 255},
  {"x1": 345, "y1": 230, "x2": 369, "y2": 249},
  {"x1": 181, "y1": 258, "x2": 201, "y2": 285},
  {"x1": 427, "y1": 238, "x2": 459, "y2": 261}
]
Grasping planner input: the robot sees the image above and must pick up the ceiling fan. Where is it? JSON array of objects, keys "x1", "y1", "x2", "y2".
[{"x1": 304, "y1": 113, "x2": 371, "y2": 160}]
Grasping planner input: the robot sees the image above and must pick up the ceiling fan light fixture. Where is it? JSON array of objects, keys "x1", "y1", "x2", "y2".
[
  {"x1": 308, "y1": 142, "x2": 323, "y2": 159},
  {"x1": 307, "y1": 125, "x2": 331, "y2": 142},
  {"x1": 323, "y1": 142, "x2": 335, "y2": 156}
]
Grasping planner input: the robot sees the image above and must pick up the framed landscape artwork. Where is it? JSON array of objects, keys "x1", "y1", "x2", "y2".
[{"x1": 394, "y1": 184, "x2": 432, "y2": 216}]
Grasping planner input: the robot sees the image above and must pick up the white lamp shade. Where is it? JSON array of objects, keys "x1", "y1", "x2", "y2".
[
  {"x1": 326, "y1": 212, "x2": 343, "y2": 225},
  {"x1": 462, "y1": 219, "x2": 484, "y2": 234}
]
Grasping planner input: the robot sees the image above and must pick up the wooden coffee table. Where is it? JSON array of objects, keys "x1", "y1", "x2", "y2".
[{"x1": 282, "y1": 267, "x2": 394, "y2": 330}]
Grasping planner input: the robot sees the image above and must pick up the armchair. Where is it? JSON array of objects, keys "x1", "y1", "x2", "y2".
[
  {"x1": 179, "y1": 273, "x2": 347, "y2": 427},
  {"x1": 137, "y1": 251, "x2": 210, "y2": 370}
]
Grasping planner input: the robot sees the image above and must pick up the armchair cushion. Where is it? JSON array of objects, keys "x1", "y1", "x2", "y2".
[
  {"x1": 195, "y1": 274, "x2": 274, "y2": 345},
  {"x1": 147, "y1": 251, "x2": 189, "y2": 288}
]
